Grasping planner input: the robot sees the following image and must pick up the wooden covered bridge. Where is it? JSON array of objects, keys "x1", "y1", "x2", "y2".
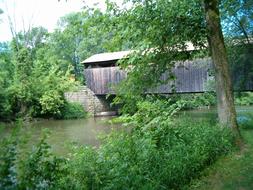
[
  {"x1": 82, "y1": 51, "x2": 215, "y2": 95},
  {"x1": 66, "y1": 51, "x2": 253, "y2": 115}
]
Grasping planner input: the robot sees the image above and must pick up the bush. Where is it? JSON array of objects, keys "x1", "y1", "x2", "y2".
[
  {"x1": 88, "y1": 100, "x2": 234, "y2": 189},
  {"x1": 0, "y1": 132, "x2": 18, "y2": 189},
  {"x1": 56, "y1": 146, "x2": 99, "y2": 190},
  {"x1": 235, "y1": 92, "x2": 253, "y2": 106},
  {"x1": 172, "y1": 93, "x2": 216, "y2": 110},
  {"x1": 39, "y1": 91, "x2": 65, "y2": 116},
  {"x1": 58, "y1": 100, "x2": 234, "y2": 190},
  {"x1": 59, "y1": 102, "x2": 87, "y2": 120},
  {"x1": 0, "y1": 129, "x2": 66, "y2": 190},
  {"x1": 0, "y1": 100, "x2": 234, "y2": 190},
  {"x1": 18, "y1": 133, "x2": 66, "y2": 189}
]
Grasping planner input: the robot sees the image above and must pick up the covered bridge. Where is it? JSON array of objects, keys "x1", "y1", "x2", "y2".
[
  {"x1": 68, "y1": 50, "x2": 253, "y2": 115},
  {"x1": 82, "y1": 51, "x2": 213, "y2": 95},
  {"x1": 82, "y1": 50, "x2": 253, "y2": 95}
]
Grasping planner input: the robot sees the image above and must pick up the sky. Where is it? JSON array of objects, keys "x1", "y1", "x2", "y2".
[{"x1": 0, "y1": 0, "x2": 107, "y2": 42}]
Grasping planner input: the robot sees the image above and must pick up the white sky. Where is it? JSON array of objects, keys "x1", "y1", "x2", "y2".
[{"x1": 0, "y1": 0, "x2": 108, "y2": 42}]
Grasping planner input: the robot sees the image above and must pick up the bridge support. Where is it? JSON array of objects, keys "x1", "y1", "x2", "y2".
[{"x1": 64, "y1": 86, "x2": 116, "y2": 116}]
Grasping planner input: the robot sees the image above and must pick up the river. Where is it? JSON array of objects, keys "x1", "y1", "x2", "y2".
[
  {"x1": 0, "y1": 106, "x2": 252, "y2": 155},
  {"x1": 0, "y1": 117, "x2": 120, "y2": 155}
]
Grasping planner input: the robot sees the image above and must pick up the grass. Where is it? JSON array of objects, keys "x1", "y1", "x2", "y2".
[{"x1": 187, "y1": 121, "x2": 253, "y2": 190}]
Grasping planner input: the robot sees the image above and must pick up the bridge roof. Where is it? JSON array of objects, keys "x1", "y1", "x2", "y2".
[
  {"x1": 81, "y1": 42, "x2": 198, "y2": 65},
  {"x1": 81, "y1": 50, "x2": 132, "y2": 64}
]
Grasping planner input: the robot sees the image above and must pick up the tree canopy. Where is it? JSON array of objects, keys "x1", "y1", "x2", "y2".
[{"x1": 0, "y1": 0, "x2": 252, "y2": 124}]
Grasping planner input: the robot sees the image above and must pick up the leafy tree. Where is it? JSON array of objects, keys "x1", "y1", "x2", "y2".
[
  {"x1": 0, "y1": 43, "x2": 13, "y2": 119},
  {"x1": 220, "y1": 0, "x2": 253, "y2": 93},
  {"x1": 203, "y1": 0, "x2": 240, "y2": 137},
  {"x1": 31, "y1": 45, "x2": 77, "y2": 117},
  {"x1": 51, "y1": 12, "x2": 85, "y2": 81},
  {"x1": 51, "y1": 9, "x2": 127, "y2": 82},
  {"x1": 221, "y1": 0, "x2": 253, "y2": 40},
  {"x1": 106, "y1": 0, "x2": 207, "y2": 112},
  {"x1": 103, "y1": 0, "x2": 242, "y2": 135},
  {"x1": 0, "y1": 26, "x2": 78, "y2": 119}
]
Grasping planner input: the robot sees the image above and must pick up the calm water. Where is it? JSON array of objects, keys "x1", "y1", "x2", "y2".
[
  {"x1": 0, "y1": 117, "x2": 120, "y2": 155},
  {"x1": 181, "y1": 106, "x2": 253, "y2": 119},
  {"x1": 0, "y1": 106, "x2": 252, "y2": 155}
]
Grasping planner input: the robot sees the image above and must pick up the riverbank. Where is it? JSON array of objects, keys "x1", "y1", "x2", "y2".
[
  {"x1": 187, "y1": 128, "x2": 253, "y2": 190},
  {"x1": 1, "y1": 106, "x2": 252, "y2": 155},
  {"x1": 0, "y1": 104, "x2": 252, "y2": 189}
]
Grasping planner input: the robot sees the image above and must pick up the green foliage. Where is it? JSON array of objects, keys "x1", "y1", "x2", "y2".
[
  {"x1": 18, "y1": 132, "x2": 66, "y2": 190},
  {"x1": 62, "y1": 100, "x2": 234, "y2": 189},
  {"x1": 0, "y1": 7, "x2": 130, "y2": 120},
  {"x1": 177, "y1": 93, "x2": 216, "y2": 109},
  {"x1": 0, "y1": 100, "x2": 234, "y2": 190},
  {"x1": 221, "y1": 0, "x2": 253, "y2": 37},
  {"x1": 94, "y1": 122, "x2": 233, "y2": 189},
  {"x1": 58, "y1": 102, "x2": 87, "y2": 120},
  {"x1": 105, "y1": 0, "x2": 208, "y2": 101},
  {"x1": 0, "y1": 129, "x2": 66, "y2": 190},
  {"x1": 0, "y1": 131, "x2": 18, "y2": 189},
  {"x1": 114, "y1": 93, "x2": 216, "y2": 115},
  {"x1": 56, "y1": 146, "x2": 99, "y2": 190},
  {"x1": 68, "y1": 100, "x2": 233, "y2": 190},
  {"x1": 51, "y1": 9, "x2": 127, "y2": 81},
  {"x1": 187, "y1": 125, "x2": 253, "y2": 190},
  {"x1": 156, "y1": 92, "x2": 253, "y2": 110},
  {"x1": 0, "y1": 42, "x2": 13, "y2": 120},
  {"x1": 9, "y1": 47, "x2": 77, "y2": 119},
  {"x1": 223, "y1": 1, "x2": 253, "y2": 91},
  {"x1": 235, "y1": 92, "x2": 253, "y2": 106},
  {"x1": 228, "y1": 44, "x2": 253, "y2": 91},
  {"x1": 40, "y1": 91, "x2": 65, "y2": 116},
  {"x1": 0, "y1": 30, "x2": 78, "y2": 120},
  {"x1": 112, "y1": 93, "x2": 143, "y2": 115},
  {"x1": 107, "y1": 0, "x2": 251, "y2": 118}
]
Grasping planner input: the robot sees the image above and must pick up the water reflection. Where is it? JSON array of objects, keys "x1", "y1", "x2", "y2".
[{"x1": 0, "y1": 117, "x2": 119, "y2": 155}]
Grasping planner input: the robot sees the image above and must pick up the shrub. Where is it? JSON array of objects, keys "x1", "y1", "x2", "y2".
[
  {"x1": 19, "y1": 133, "x2": 66, "y2": 189},
  {"x1": 0, "y1": 100, "x2": 234, "y2": 190},
  {"x1": 0, "y1": 132, "x2": 18, "y2": 189},
  {"x1": 235, "y1": 92, "x2": 253, "y2": 106},
  {"x1": 59, "y1": 100, "x2": 234, "y2": 190},
  {"x1": 56, "y1": 146, "x2": 100, "y2": 190},
  {"x1": 0, "y1": 129, "x2": 66, "y2": 190},
  {"x1": 173, "y1": 93, "x2": 216, "y2": 110},
  {"x1": 59, "y1": 102, "x2": 87, "y2": 119},
  {"x1": 88, "y1": 100, "x2": 234, "y2": 189},
  {"x1": 39, "y1": 91, "x2": 65, "y2": 117}
]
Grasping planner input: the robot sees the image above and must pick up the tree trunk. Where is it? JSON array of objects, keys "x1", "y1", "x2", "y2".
[{"x1": 203, "y1": 0, "x2": 241, "y2": 137}]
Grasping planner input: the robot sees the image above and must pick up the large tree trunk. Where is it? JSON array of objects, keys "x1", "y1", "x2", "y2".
[{"x1": 203, "y1": 0, "x2": 241, "y2": 137}]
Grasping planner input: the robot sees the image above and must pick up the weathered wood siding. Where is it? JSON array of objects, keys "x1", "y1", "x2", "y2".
[
  {"x1": 153, "y1": 59, "x2": 212, "y2": 93},
  {"x1": 84, "y1": 67, "x2": 127, "y2": 94},
  {"x1": 84, "y1": 59, "x2": 213, "y2": 95},
  {"x1": 84, "y1": 58, "x2": 253, "y2": 95}
]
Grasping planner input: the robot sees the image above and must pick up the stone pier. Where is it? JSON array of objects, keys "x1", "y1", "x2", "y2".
[{"x1": 64, "y1": 86, "x2": 116, "y2": 116}]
